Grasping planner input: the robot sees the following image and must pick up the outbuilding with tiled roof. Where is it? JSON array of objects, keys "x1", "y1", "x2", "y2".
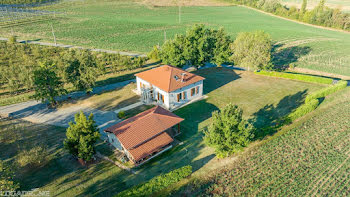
[{"x1": 104, "y1": 106, "x2": 184, "y2": 165}]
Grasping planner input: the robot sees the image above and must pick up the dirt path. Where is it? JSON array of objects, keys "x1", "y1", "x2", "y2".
[{"x1": 0, "y1": 37, "x2": 147, "y2": 57}]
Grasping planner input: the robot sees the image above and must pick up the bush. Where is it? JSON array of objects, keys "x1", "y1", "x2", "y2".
[
  {"x1": 305, "y1": 80, "x2": 348, "y2": 103},
  {"x1": 8, "y1": 36, "x2": 17, "y2": 44},
  {"x1": 148, "y1": 46, "x2": 160, "y2": 61},
  {"x1": 286, "y1": 98, "x2": 319, "y2": 122},
  {"x1": 117, "y1": 165, "x2": 192, "y2": 197},
  {"x1": 17, "y1": 146, "x2": 49, "y2": 168},
  {"x1": 285, "y1": 80, "x2": 347, "y2": 122},
  {"x1": 255, "y1": 71, "x2": 334, "y2": 84},
  {"x1": 117, "y1": 110, "x2": 125, "y2": 119}
]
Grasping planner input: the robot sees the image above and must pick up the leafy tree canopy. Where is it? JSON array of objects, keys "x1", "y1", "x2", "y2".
[
  {"x1": 230, "y1": 30, "x2": 272, "y2": 71},
  {"x1": 32, "y1": 61, "x2": 67, "y2": 106},
  {"x1": 159, "y1": 24, "x2": 232, "y2": 68},
  {"x1": 64, "y1": 111, "x2": 100, "y2": 162},
  {"x1": 204, "y1": 103, "x2": 254, "y2": 158}
]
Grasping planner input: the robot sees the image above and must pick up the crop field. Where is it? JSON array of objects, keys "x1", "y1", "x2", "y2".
[
  {"x1": 0, "y1": 0, "x2": 349, "y2": 76},
  {"x1": 175, "y1": 87, "x2": 350, "y2": 196},
  {"x1": 282, "y1": 0, "x2": 350, "y2": 12}
]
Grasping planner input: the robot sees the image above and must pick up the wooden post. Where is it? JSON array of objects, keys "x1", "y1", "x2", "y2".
[{"x1": 50, "y1": 23, "x2": 57, "y2": 46}]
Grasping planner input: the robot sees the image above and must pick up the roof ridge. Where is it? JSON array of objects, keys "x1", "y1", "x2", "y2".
[{"x1": 168, "y1": 65, "x2": 173, "y2": 92}]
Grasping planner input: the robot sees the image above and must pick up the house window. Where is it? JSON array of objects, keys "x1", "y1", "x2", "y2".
[
  {"x1": 182, "y1": 91, "x2": 186, "y2": 100},
  {"x1": 191, "y1": 88, "x2": 195, "y2": 96},
  {"x1": 158, "y1": 93, "x2": 164, "y2": 103},
  {"x1": 177, "y1": 93, "x2": 182, "y2": 102},
  {"x1": 196, "y1": 86, "x2": 200, "y2": 94}
]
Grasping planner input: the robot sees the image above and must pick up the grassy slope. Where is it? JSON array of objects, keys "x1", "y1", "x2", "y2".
[
  {"x1": 0, "y1": 68, "x2": 324, "y2": 196},
  {"x1": 1, "y1": 0, "x2": 350, "y2": 76},
  {"x1": 173, "y1": 86, "x2": 350, "y2": 196}
]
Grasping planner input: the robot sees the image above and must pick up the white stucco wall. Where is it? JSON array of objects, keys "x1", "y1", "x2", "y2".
[
  {"x1": 169, "y1": 80, "x2": 203, "y2": 109},
  {"x1": 136, "y1": 76, "x2": 170, "y2": 109},
  {"x1": 106, "y1": 132, "x2": 123, "y2": 150},
  {"x1": 137, "y1": 76, "x2": 204, "y2": 110}
]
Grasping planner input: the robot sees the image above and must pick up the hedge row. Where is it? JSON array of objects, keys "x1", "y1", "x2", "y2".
[
  {"x1": 286, "y1": 98, "x2": 319, "y2": 122},
  {"x1": 305, "y1": 80, "x2": 348, "y2": 103},
  {"x1": 116, "y1": 165, "x2": 192, "y2": 197},
  {"x1": 286, "y1": 80, "x2": 348, "y2": 122},
  {"x1": 255, "y1": 71, "x2": 334, "y2": 85}
]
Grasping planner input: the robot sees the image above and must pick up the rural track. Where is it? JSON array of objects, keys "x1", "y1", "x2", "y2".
[{"x1": 0, "y1": 37, "x2": 147, "y2": 57}]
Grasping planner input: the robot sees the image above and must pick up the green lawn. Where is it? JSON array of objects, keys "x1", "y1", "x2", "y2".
[
  {"x1": 173, "y1": 86, "x2": 350, "y2": 196},
  {"x1": 1, "y1": 0, "x2": 350, "y2": 76},
  {"x1": 0, "y1": 67, "x2": 325, "y2": 196},
  {"x1": 60, "y1": 83, "x2": 139, "y2": 111}
]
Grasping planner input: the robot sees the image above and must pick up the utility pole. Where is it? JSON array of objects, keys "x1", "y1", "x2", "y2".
[
  {"x1": 50, "y1": 23, "x2": 57, "y2": 46},
  {"x1": 164, "y1": 30, "x2": 166, "y2": 42},
  {"x1": 178, "y1": 4, "x2": 181, "y2": 23}
]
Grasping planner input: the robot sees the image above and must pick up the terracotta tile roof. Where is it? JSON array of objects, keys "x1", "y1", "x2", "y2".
[
  {"x1": 135, "y1": 65, "x2": 205, "y2": 92},
  {"x1": 128, "y1": 132, "x2": 173, "y2": 162},
  {"x1": 104, "y1": 106, "x2": 184, "y2": 161}
]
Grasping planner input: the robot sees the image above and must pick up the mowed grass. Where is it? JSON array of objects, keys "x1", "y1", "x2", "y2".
[
  {"x1": 0, "y1": 68, "x2": 325, "y2": 196},
  {"x1": 1, "y1": 0, "x2": 350, "y2": 75},
  {"x1": 60, "y1": 83, "x2": 139, "y2": 111},
  {"x1": 176, "y1": 87, "x2": 350, "y2": 196}
]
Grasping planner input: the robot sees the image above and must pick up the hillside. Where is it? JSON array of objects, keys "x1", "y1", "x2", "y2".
[{"x1": 0, "y1": 0, "x2": 349, "y2": 76}]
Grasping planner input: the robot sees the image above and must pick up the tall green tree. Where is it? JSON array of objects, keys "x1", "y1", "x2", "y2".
[
  {"x1": 159, "y1": 35, "x2": 187, "y2": 67},
  {"x1": 33, "y1": 61, "x2": 67, "y2": 106},
  {"x1": 230, "y1": 30, "x2": 272, "y2": 71},
  {"x1": 204, "y1": 103, "x2": 254, "y2": 158},
  {"x1": 159, "y1": 25, "x2": 232, "y2": 67},
  {"x1": 301, "y1": 0, "x2": 307, "y2": 14},
  {"x1": 64, "y1": 50, "x2": 100, "y2": 92},
  {"x1": 64, "y1": 111, "x2": 100, "y2": 162},
  {"x1": 0, "y1": 160, "x2": 19, "y2": 191},
  {"x1": 212, "y1": 28, "x2": 232, "y2": 66}
]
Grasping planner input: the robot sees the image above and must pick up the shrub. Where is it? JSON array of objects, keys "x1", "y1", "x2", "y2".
[
  {"x1": 148, "y1": 46, "x2": 160, "y2": 61},
  {"x1": 117, "y1": 165, "x2": 192, "y2": 197},
  {"x1": 17, "y1": 146, "x2": 49, "y2": 168},
  {"x1": 255, "y1": 71, "x2": 334, "y2": 84},
  {"x1": 0, "y1": 160, "x2": 19, "y2": 191},
  {"x1": 286, "y1": 98, "x2": 319, "y2": 122},
  {"x1": 117, "y1": 110, "x2": 125, "y2": 119},
  {"x1": 305, "y1": 80, "x2": 348, "y2": 103},
  {"x1": 8, "y1": 36, "x2": 17, "y2": 44}
]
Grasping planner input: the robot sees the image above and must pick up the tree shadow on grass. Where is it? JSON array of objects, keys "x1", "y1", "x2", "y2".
[
  {"x1": 250, "y1": 89, "x2": 308, "y2": 140},
  {"x1": 272, "y1": 44, "x2": 312, "y2": 71},
  {"x1": 193, "y1": 67, "x2": 241, "y2": 95}
]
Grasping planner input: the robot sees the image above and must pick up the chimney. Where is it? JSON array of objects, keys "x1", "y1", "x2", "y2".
[{"x1": 181, "y1": 73, "x2": 186, "y2": 82}]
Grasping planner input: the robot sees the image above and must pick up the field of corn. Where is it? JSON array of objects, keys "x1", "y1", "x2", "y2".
[{"x1": 0, "y1": 0, "x2": 349, "y2": 76}]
